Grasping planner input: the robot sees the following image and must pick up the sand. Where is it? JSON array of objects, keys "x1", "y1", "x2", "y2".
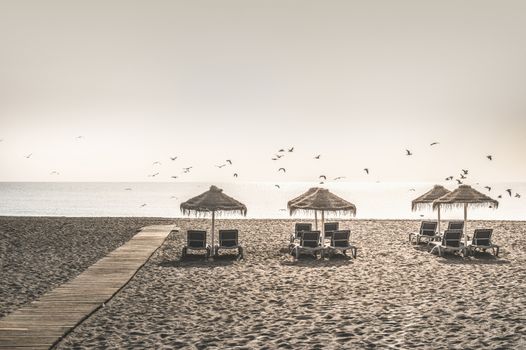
[
  {"x1": 0, "y1": 217, "x2": 173, "y2": 317},
  {"x1": 2, "y1": 218, "x2": 525, "y2": 349}
]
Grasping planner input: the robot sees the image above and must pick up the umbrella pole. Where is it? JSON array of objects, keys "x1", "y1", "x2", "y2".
[
  {"x1": 321, "y1": 210, "x2": 325, "y2": 248},
  {"x1": 463, "y1": 203, "x2": 467, "y2": 246},
  {"x1": 314, "y1": 211, "x2": 318, "y2": 230},
  {"x1": 437, "y1": 204, "x2": 441, "y2": 234},
  {"x1": 211, "y1": 210, "x2": 215, "y2": 260}
]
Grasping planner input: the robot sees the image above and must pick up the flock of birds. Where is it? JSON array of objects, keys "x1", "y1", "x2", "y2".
[{"x1": 2, "y1": 136, "x2": 522, "y2": 208}]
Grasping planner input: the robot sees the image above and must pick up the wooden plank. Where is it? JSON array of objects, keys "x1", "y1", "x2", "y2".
[{"x1": 0, "y1": 224, "x2": 174, "y2": 350}]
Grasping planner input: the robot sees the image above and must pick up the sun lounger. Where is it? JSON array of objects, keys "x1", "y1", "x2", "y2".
[
  {"x1": 447, "y1": 221, "x2": 464, "y2": 231},
  {"x1": 327, "y1": 230, "x2": 357, "y2": 258},
  {"x1": 214, "y1": 229, "x2": 244, "y2": 258},
  {"x1": 324, "y1": 222, "x2": 339, "y2": 239},
  {"x1": 292, "y1": 230, "x2": 323, "y2": 259},
  {"x1": 291, "y1": 223, "x2": 313, "y2": 243},
  {"x1": 429, "y1": 229, "x2": 466, "y2": 257},
  {"x1": 409, "y1": 221, "x2": 438, "y2": 244},
  {"x1": 182, "y1": 230, "x2": 211, "y2": 259},
  {"x1": 467, "y1": 229, "x2": 499, "y2": 256}
]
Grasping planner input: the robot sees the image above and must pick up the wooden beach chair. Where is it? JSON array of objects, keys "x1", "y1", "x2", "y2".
[
  {"x1": 409, "y1": 221, "x2": 438, "y2": 244},
  {"x1": 214, "y1": 229, "x2": 244, "y2": 258},
  {"x1": 467, "y1": 229, "x2": 499, "y2": 256},
  {"x1": 182, "y1": 230, "x2": 211, "y2": 259},
  {"x1": 327, "y1": 230, "x2": 357, "y2": 258},
  {"x1": 324, "y1": 222, "x2": 339, "y2": 239},
  {"x1": 447, "y1": 221, "x2": 464, "y2": 231},
  {"x1": 291, "y1": 223, "x2": 313, "y2": 243},
  {"x1": 292, "y1": 230, "x2": 323, "y2": 259},
  {"x1": 429, "y1": 229, "x2": 466, "y2": 257}
]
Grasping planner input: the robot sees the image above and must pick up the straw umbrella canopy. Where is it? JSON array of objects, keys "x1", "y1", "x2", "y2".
[
  {"x1": 288, "y1": 187, "x2": 356, "y2": 247},
  {"x1": 411, "y1": 185, "x2": 451, "y2": 233},
  {"x1": 288, "y1": 187, "x2": 320, "y2": 229},
  {"x1": 433, "y1": 185, "x2": 498, "y2": 245},
  {"x1": 180, "y1": 185, "x2": 247, "y2": 255}
]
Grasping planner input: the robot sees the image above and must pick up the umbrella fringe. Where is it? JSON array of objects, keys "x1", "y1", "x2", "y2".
[{"x1": 432, "y1": 202, "x2": 498, "y2": 211}]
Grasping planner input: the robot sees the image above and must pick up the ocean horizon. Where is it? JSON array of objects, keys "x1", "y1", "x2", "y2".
[{"x1": 1, "y1": 181, "x2": 524, "y2": 220}]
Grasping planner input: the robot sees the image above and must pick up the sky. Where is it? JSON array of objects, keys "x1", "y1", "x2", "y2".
[{"x1": 1, "y1": 0, "x2": 526, "y2": 184}]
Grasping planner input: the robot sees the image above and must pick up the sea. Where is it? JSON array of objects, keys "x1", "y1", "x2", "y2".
[{"x1": 0, "y1": 182, "x2": 524, "y2": 221}]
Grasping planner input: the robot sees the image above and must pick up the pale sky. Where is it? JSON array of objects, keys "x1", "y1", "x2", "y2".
[{"x1": 1, "y1": 0, "x2": 525, "y2": 183}]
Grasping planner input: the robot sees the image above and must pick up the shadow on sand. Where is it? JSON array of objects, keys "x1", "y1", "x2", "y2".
[
  {"x1": 437, "y1": 252, "x2": 510, "y2": 265},
  {"x1": 158, "y1": 253, "x2": 241, "y2": 268},
  {"x1": 281, "y1": 253, "x2": 355, "y2": 267}
]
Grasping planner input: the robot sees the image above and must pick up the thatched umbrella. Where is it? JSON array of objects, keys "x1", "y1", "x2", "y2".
[
  {"x1": 412, "y1": 185, "x2": 451, "y2": 233},
  {"x1": 180, "y1": 185, "x2": 247, "y2": 256},
  {"x1": 288, "y1": 187, "x2": 320, "y2": 229},
  {"x1": 288, "y1": 187, "x2": 356, "y2": 247},
  {"x1": 433, "y1": 185, "x2": 498, "y2": 246}
]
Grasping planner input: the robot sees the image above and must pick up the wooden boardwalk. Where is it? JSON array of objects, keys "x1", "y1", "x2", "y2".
[{"x1": 0, "y1": 224, "x2": 176, "y2": 350}]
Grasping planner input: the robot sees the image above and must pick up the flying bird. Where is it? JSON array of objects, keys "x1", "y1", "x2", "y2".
[
  {"x1": 364, "y1": 168, "x2": 369, "y2": 175},
  {"x1": 152, "y1": 161, "x2": 162, "y2": 165},
  {"x1": 182, "y1": 167, "x2": 192, "y2": 173},
  {"x1": 140, "y1": 203, "x2": 147, "y2": 207},
  {"x1": 333, "y1": 176, "x2": 345, "y2": 180},
  {"x1": 314, "y1": 155, "x2": 321, "y2": 159},
  {"x1": 149, "y1": 172, "x2": 160, "y2": 177},
  {"x1": 170, "y1": 156, "x2": 178, "y2": 161},
  {"x1": 462, "y1": 169, "x2": 469, "y2": 175},
  {"x1": 278, "y1": 149, "x2": 285, "y2": 152},
  {"x1": 456, "y1": 179, "x2": 463, "y2": 185},
  {"x1": 484, "y1": 186, "x2": 491, "y2": 191},
  {"x1": 405, "y1": 149, "x2": 413, "y2": 156},
  {"x1": 515, "y1": 193, "x2": 521, "y2": 198},
  {"x1": 497, "y1": 195, "x2": 502, "y2": 199},
  {"x1": 233, "y1": 173, "x2": 238, "y2": 178},
  {"x1": 25, "y1": 153, "x2": 32, "y2": 158},
  {"x1": 271, "y1": 158, "x2": 278, "y2": 161},
  {"x1": 486, "y1": 155, "x2": 493, "y2": 161},
  {"x1": 460, "y1": 174, "x2": 467, "y2": 179},
  {"x1": 276, "y1": 154, "x2": 284, "y2": 159},
  {"x1": 445, "y1": 176, "x2": 453, "y2": 181},
  {"x1": 288, "y1": 147, "x2": 294, "y2": 152},
  {"x1": 430, "y1": 142, "x2": 439, "y2": 146},
  {"x1": 170, "y1": 196, "x2": 177, "y2": 199},
  {"x1": 506, "y1": 189, "x2": 512, "y2": 197},
  {"x1": 216, "y1": 164, "x2": 226, "y2": 168},
  {"x1": 319, "y1": 175, "x2": 327, "y2": 180},
  {"x1": 124, "y1": 188, "x2": 132, "y2": 191},
  {"x1": 275, "y1": 184, "x2": 280, "y2": 189},
  {"x1": 171, "y1": 176, "x2": 178, "y2": 179},
  {"x1": 409, "y1": 188, "x2": 416, "y2": 191},
  {"x1": 226, "y1": 159, "x2": 232, "y2": 165},
  {"x1": 278, "y1": 168, "x2": 286, "y2": 173},
  {"x1": 319, "y1": 181, "x2": 325, "y2": 185}
]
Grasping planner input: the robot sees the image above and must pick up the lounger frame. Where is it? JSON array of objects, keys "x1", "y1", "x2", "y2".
[
  {"x1": 467, "y1": 229, "x2": 499, "y2": 256},
  {"x1": 182, "y1": 230, "x2": 211, "y2": 259},
  {"x1": 214, "y1": 229, "x2": 244, "y2": 258},
  {"x1": 409, "y1": 221, "x2": 438, "y2": 244},
  {"x1": 327, "y1": 230, "x2": 357, "y2": 258}
]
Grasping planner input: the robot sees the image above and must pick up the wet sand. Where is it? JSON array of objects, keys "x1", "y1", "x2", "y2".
[{"x1": 43, "y1": 218, "x2": 526, "y2": 349}]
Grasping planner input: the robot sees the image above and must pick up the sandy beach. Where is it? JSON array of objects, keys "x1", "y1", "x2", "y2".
[{"x1": 2, "y1": 218, "x2": 522, "y2": 349}]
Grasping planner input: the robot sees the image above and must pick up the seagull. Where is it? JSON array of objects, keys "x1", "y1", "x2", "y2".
[
  {"x1": 430, "y1": 142, "x2": 439, "y2": 146},
  {"x1": 333, "y1": 176, "x2": 345, "y2": 180},
  {"x1": 515, "y1": 193, "x2": 521, "y2": 198},
  {"x1": 364, "y1": 168, "x2": 369, "y2": 175},
  {"x1": 140, "y1": 203, "x2": 147, "y2": 207},
  {"x1": 484, "y1": 186, "x2": 491, "y2": 191},
  {"x1": 152, "y1": 161, "x2": 162, "y2": 165},
  {"x1": 319, "y1": 175, "x2": 327, "y2": 180},
  {"x1": 405, "y1": 149, "x2": 413, "y2": 156},
  {"x1": 278, "y1": 168, "x2": 286, "y2": 173},
  {"x1": 462, "y1": 169, "x2": 469, "y2": 175},
  {"x1": 276, "y1": 154, "x2": 284, "y2": 159},
  {"x1": 233, "y1": 173, "x2": 238, "y2": 178},
  {"x1": 279, "y1": 208, "x2": 287, "y2": 211},
  {"x1": 26, "y1": 153, "x2": 32, "y2": 158},
  {"x1": 409, "y1": 188, "x2": 415, "y2": 191},
  {"x1": 124, "y1": 188, "x2": 132, "y2": 191},
  {"x1": 278, "y1": 149, "x2": 285, "y2": 152},
  {"x1": 170, "y1": 196, "x2": 177, "y2": 199},
  {"x1": 460, "y1": 174, "x2": 466, "y2": 179},
  {"x1": 319, "y1": 181, "x2": 325, "y2": 185},
  {"x1": 182, "y1": 167, "x2": 192, "y2": 173},
  {"x1": 272, "y1": 158, "x2": 278, "y2": 161},
  {"x1": 216, "y1": 164, "x2": 226, "y2": 168},
  {"x1": 226, "y1": 159, "x2": 232, "y2": 165},
  {"x1": 506, "y1": 189, "x2": 512, "y2": 197},
  {"x1": 288, "y1": 147, "x2": 294, "y2": 152},
  {"x1": 497, "y1": 195, "x2": 502, "y2": 199},
  {"x1": 456, "y1": 179, "x2": 463, "y2": 185},
  {"x1": 170, "y1": 156, "x2": 177, "y2": 161},
  {"x1": 445, "y1": 176, "x2": 453, "y2": 181},
  {"x1": 171, "y1": 176, "x2": 178, "y2": 179},
  {"x1": 275, "y1": 184, "x2": 280, "y2": 189},
  {"x1": 149, "y1": 172, "x2": 160, "y2": 177},
  {"x1": 486, "y1": 155, "x2": 493, "y2": 161},
  {"x1": 314, "y1": 155, "x2": 321, "y2": 159}
]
